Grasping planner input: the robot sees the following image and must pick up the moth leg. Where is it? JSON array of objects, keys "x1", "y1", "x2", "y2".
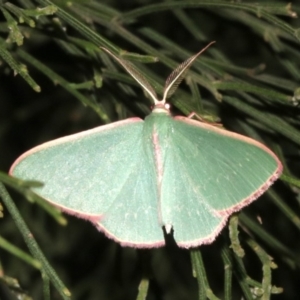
[{"x1": 187, "y1": 112, "x2": 223, "y2": 127}]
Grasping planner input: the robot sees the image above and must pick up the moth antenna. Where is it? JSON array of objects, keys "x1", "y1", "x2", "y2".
[
  {"x1": 101, "y1": 47, "x2": 159, "y2": 105},
  {"x1": 162, "y1": 41, "x2": 215, "y2": 103}
]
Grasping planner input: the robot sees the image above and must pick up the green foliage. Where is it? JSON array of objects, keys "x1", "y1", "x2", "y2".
[{"x1": 0, "y1": 0, "x2": 300, "y2": 299}]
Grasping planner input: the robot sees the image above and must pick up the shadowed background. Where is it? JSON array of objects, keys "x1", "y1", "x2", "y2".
[{"x1": 0, "y1": 1, "x2": 300, "y2": 299}]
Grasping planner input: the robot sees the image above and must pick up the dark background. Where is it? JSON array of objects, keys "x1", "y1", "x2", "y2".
[{"x1": 0, "y1": 1, "x2": 300, "y2": 299}]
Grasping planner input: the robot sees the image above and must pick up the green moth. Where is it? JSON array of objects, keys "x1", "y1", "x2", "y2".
[{"x1": 10, "y1": 43, "x2": 282, "y2": 248}]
